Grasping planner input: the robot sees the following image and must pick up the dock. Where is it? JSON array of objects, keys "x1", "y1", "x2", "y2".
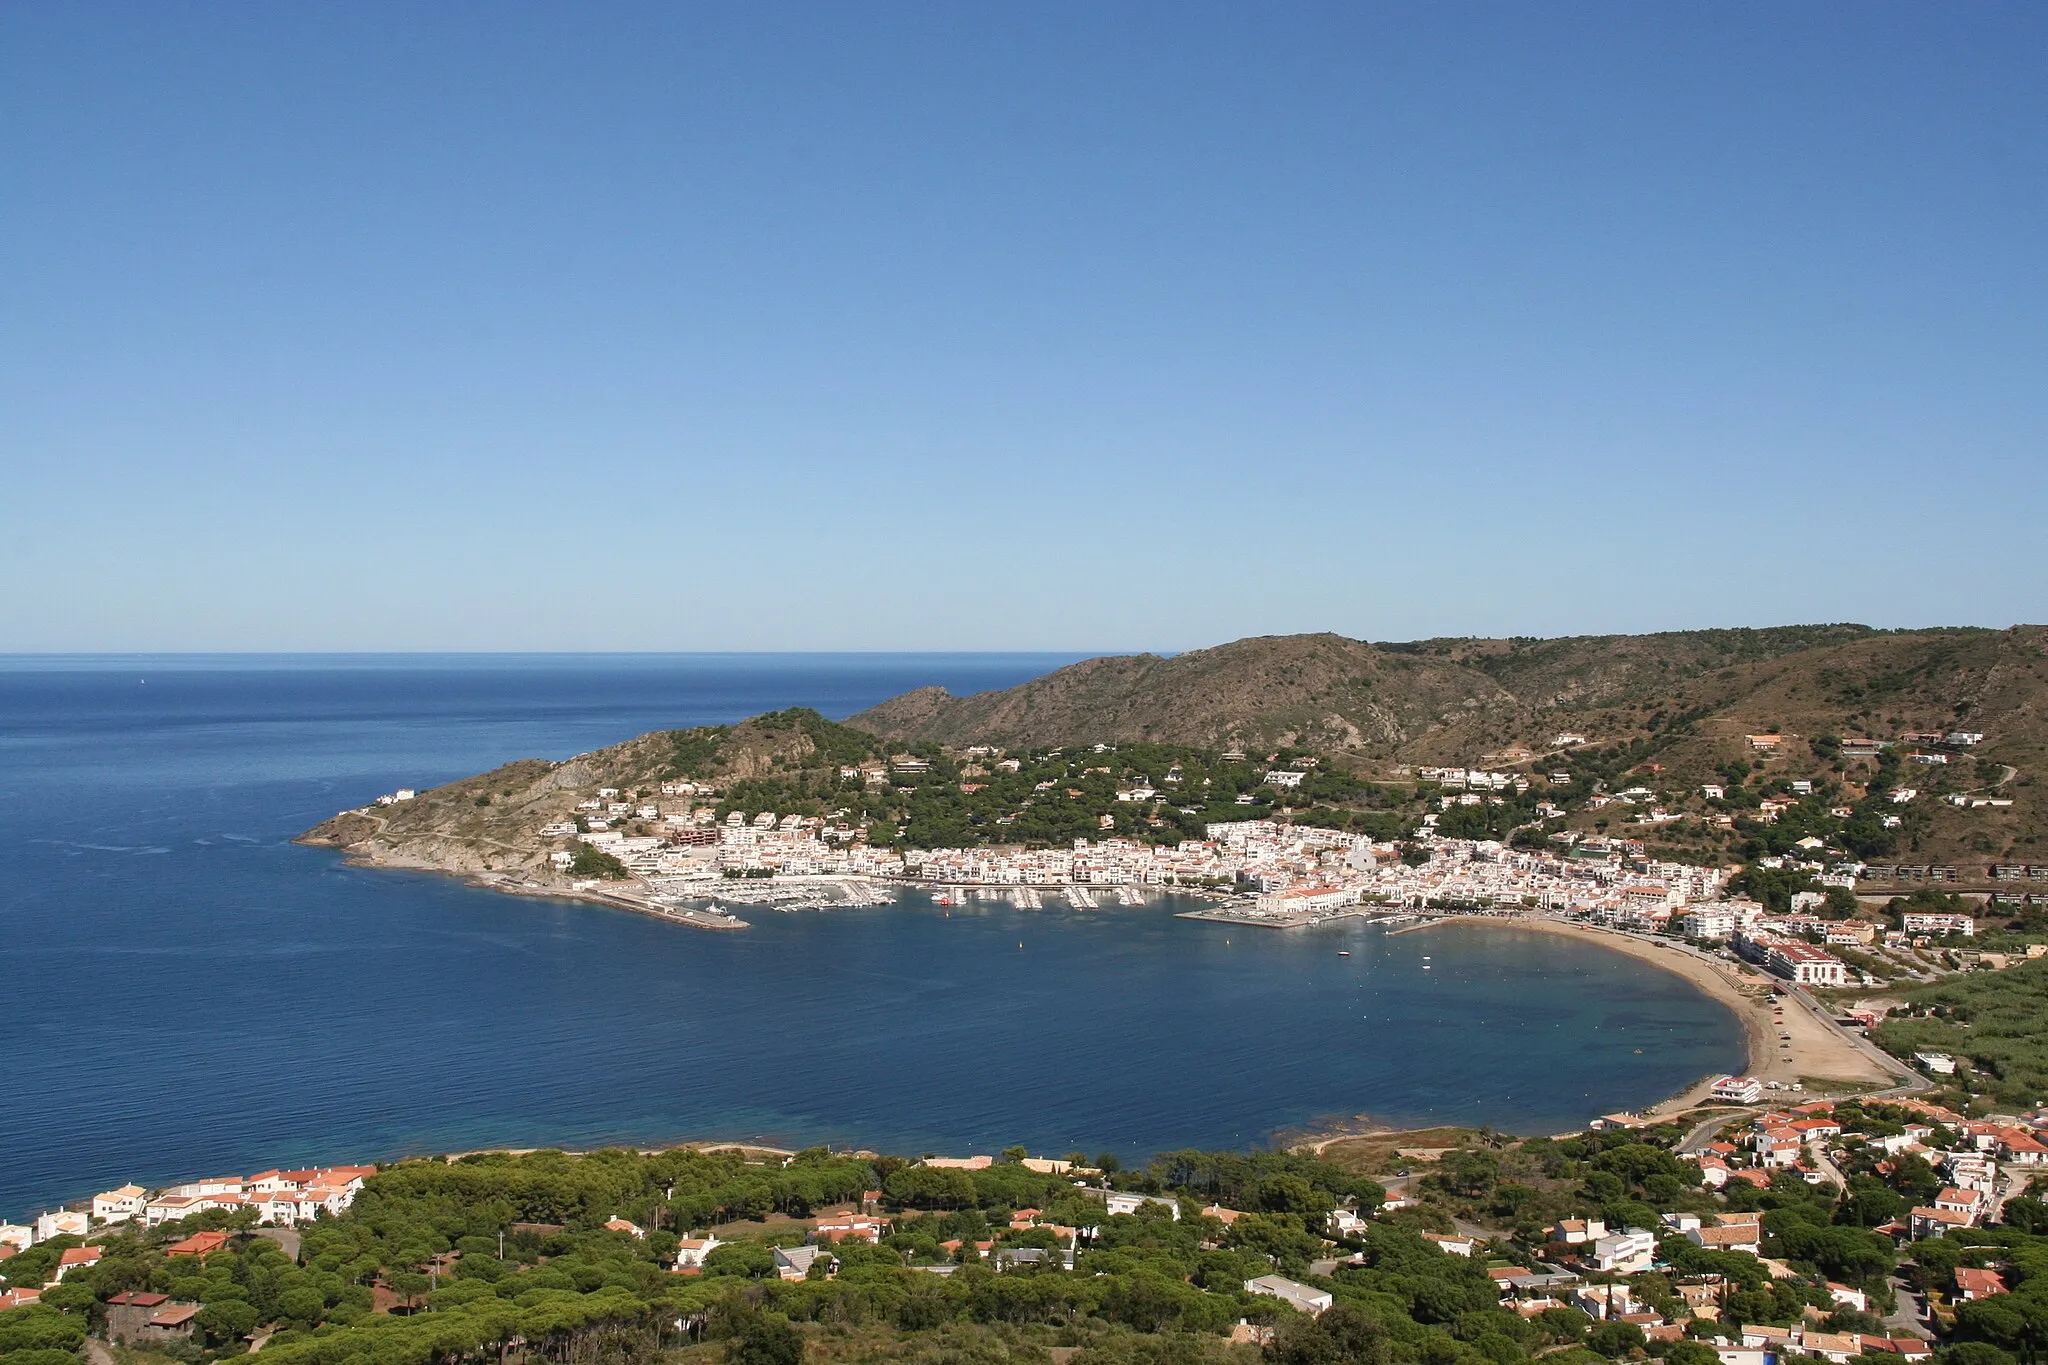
[{"x1": 1176, "y1": 904, "x2": 1398, "y2": 930}]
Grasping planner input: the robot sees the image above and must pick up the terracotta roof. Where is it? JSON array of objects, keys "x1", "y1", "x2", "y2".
[
  {"x1": 167, "y1": 1230, "x2": 231, "y2": 1256},
  {"x1": 1912, "y1": 1206, "x2": 1972, "y2": 1226},
  {"x1": 1956, "y1": 1268, "x2": 2009, "y2": 1296}
]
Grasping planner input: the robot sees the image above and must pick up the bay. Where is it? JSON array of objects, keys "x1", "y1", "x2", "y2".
[{"x1": 0, "y1": 654, "x2": 1744, "y2": 1219}]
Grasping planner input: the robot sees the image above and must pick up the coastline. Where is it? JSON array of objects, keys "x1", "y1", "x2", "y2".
[
  {"x1": 325, "y1": 848, "x2": 754, "y2": 930},
  {"x1": 1399, "y1": 916, "x2": 1898, "y2": 1111}
]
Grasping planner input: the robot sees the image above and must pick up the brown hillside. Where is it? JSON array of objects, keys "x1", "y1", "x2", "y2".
[
  {"x1": 297, "y1": 708, "x2": 884, "y2": 874},
  {"x1": 848, "y1": 625, "x2": 2048, "y2": 867}
]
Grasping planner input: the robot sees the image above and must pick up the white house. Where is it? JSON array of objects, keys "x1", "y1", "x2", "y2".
[
  {"x1": 674, "y1": 1234, "x2": 723, "y2": 1270},
  {"x1": 1828, "y1": 1284, "x2": 1869, "y2": 1313},
  {"x1": 1573, "y1": 1284, "x2": 1633, "y2": 1321},
  {"x1": 35, "y1": 1211, "x2": 88, "y2": 1241},
  {"x1": 92, "y1": 1185, "x2": 148, "y2": 1224},
  {"x1": 774, "y1": 1245, "x2": 829, "y2": 1281},
  {"x1": 1591, "y1": 1230, "x2": 1656, "y2": 1274},
  {"x1": 53, "y1": 1247, "x2": 102, "y2": 1281},
  {"x1": 1422, "y1": 1232, "x2": 1477, "y2": 1257},
  {"x1": 1247, "y1": 1275, "x2": 1333, "y2": 1317},
  {"x1": 1709, "y1": 1075, "x2": 1764, "y2": 1104},
  {"x1": 1098, "y1": 1191, "x2": 1181, "y2": 1220},
  {"x1": 1326, "y1": 1209, "x2": 1369, "y2": 1236}
]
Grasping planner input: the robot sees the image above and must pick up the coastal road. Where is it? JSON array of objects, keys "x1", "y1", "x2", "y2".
[{"x1": 1679, "y1": 1110, "x2": 1749, "y2": 1156}]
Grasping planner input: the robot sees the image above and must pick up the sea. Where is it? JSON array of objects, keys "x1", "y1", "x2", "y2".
[{"x1": 0, "y1": 654, "x2": 1744, "y2": 1218}]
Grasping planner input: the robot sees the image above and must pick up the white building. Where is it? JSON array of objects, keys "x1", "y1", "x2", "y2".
[
  {"x1": 92, "y1": 1185, "x2": 148, "y2": 1224},
  {"x1": 1253, "y1": 885, "x2": 1358, "y2": 917},
  {"x1": 1099, "y1": 1191, "x2": 1181, "y2": 1220},
  {"x1": 1591, "y1": 1230, "x2": 1657, "y2": 1273},
  {"x1": 674, "y1": 1234, "x2": 723, "y2": 1269},
  {"x1": 774, "y1": 1245, "x2": 828, "y2": 1281},
  {"x1": 1551, "y1": 1217, "x2": 1607, "y2": 1245},
  {"x1": 1764, "y1": 940, "x2": 1848, "y2": 987},
  {"x1": 1682, "y1": 906, "x2": 1739, "y2": 940},
  {"x1": 1903, "y1": 913, "x2": 1974, "y2": 938},
  {"x1": 1710, "y1": 1075, "x2": 1764, "y2": 1104},
  {"x1": 1247, "y1": 1275, "x2": 1333, "y2": 1317},
  {"x1": 35, "y1": 1210, "x2": 88, "y2": 1241}
]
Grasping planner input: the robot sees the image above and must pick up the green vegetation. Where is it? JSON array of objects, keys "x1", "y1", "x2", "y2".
[
  {"x1": 0, "y1": 1145, "x2": 1399, "y2": 1365},
  {"x1": 12, "y1": 1109, "x2": 1998, "y2": 1365},
  {"x1": 668, "y1": 725, "x2": 738, "y2": 778},
  {"x1": 667, "y1": 711, "x2": 885, "y2": 782},
  {"x1": 703, "y1": 741, "x2": 1435, "y2": 855},
  {"x1": 567, "y1": 842, "x2": 628, "y2": 880},
  {"x1": 1876, "y1": 958, "x2": 2048, "y2": 1110}
]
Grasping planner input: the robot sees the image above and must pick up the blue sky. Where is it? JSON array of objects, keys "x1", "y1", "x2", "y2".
[{"x1": 4, "y1": 3, "x2": 2043, "y2": 651}]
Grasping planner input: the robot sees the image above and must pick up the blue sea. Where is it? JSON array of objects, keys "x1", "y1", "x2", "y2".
[{"x1": 0, "y1": 655, "x2": 1744, "y2": 1218}]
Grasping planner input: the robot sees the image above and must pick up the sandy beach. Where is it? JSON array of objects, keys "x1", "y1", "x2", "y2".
[{"x1": 1403, "y1": 916, "x2": 1902, "y2": 1114}]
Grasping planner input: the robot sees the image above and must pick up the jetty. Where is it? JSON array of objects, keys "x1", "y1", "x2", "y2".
[{"x1": 1176, "y1": 902, "x2": 1408, "y2": 930}]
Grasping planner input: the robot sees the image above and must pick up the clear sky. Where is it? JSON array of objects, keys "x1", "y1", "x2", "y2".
[{"x1": 4, "y1": 3, "x2": 2043, "y2": 652}]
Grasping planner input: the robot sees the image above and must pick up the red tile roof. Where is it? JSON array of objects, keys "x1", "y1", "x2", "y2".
[{"x1": 167, "y1": 1230, "x2": 231, "y2": 1257}]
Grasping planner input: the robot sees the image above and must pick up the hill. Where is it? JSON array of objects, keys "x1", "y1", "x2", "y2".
[
  {"x1": 299, "y1": 626, "x2": 2048, "y2": 885},
  {"x1": 849, "y1": 625, "x2": 2048, "y2": 868},
  {"x1": 297, "y1": 708, "x2": 892, "y2": 880}
]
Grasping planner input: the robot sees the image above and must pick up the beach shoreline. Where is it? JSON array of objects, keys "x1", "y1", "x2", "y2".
[{"x1": 1399, "y1": 916, "x2": 1900, "y2": 1114}]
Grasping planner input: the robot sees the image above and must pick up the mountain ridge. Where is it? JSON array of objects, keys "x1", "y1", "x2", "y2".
[
  {"x1": 848, "y1": 625, "x2": 1993, "y2": 757},
  {"x1": 847, "y1": 624, "x2": 2048, "y2": 866}
]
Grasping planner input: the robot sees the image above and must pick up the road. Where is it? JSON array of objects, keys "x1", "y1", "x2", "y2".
[
  {"x1": 1987, "y1": 1167, "x2": 2026, "y2": 1226},
  {"x1": 1679, "y1": 1110, "x2": 1743, "y2": 1155},
  {"x1": 1808, "y1": 1141, "x2": 1848, "y2": 1191},
  {"x1": 1675, "y1": 982, "x2": 1929, "y2": 1158},
  {"x1": 1886, "y1": 1276, "x2": 1929, "y2": 1341}
]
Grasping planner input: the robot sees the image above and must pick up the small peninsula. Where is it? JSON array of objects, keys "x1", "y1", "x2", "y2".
[{"x1": 301, "y1": 625, "x2": 2048, "y2": 925}]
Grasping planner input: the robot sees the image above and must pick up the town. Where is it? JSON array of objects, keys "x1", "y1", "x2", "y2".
[{"x1": 12, "y1": 1090, "x2": 2048, "y2": 1365}]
